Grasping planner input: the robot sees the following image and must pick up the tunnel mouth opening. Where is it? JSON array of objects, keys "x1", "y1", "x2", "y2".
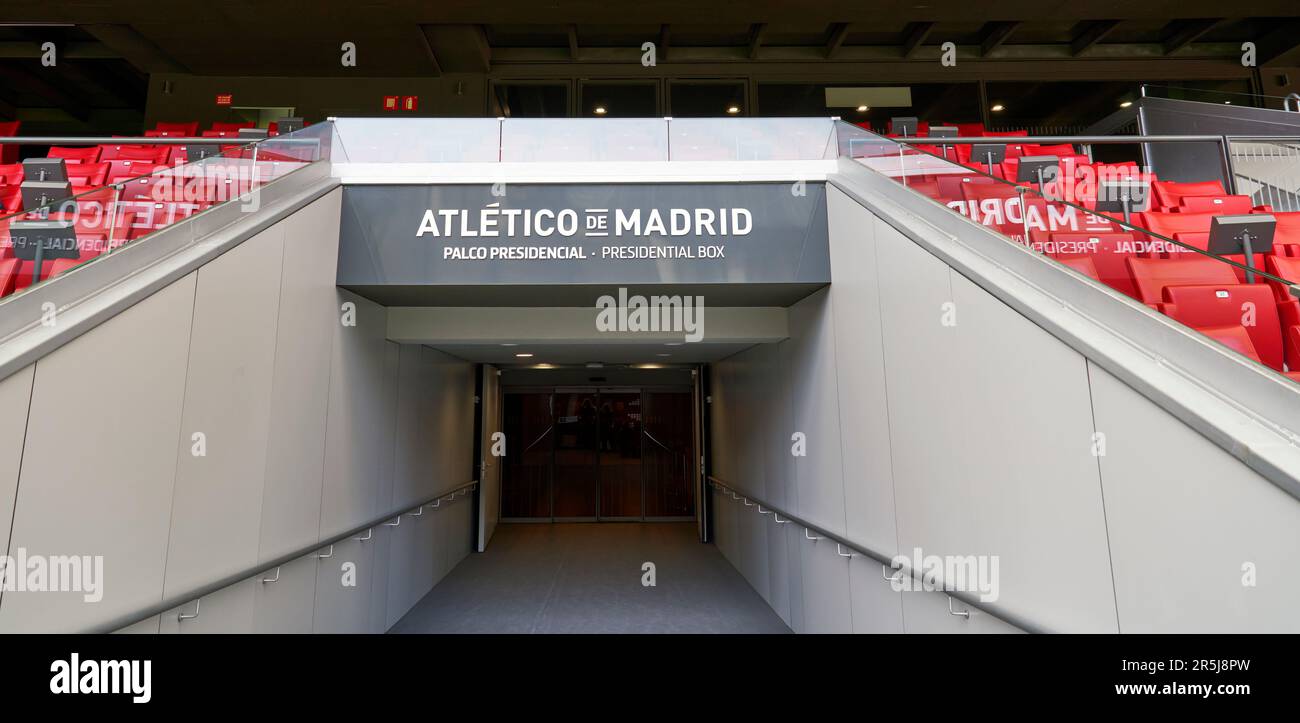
[{"x1": 475, "y1": 358, "x2": 705, "y2": 525}]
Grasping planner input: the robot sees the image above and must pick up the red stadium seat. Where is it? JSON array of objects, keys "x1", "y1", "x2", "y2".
[
  {"x1": 106, "y1": 160, "x2": 167, "y2": 184},
  {"x1": 1272, "y1": 211, "x2": 1300, "y2": 246},
  {"x1": 1136, "y1": 211, "x2": 1218, "y2": 247},
  {"x1": 0, "y1": 185, "x2": 19, "y2": 213},
  {"x1": 1152, "y1": 180, "x2": 1227, "y2": 211},
  {"x1": 1054, "y1": 254, "x2": 1103, "y2": 283},
  {"x1": 48, "y1": 146, "x2": 101, "y2": 164},
  {"x1": 1159, "y1": 283, "x2": 1284, "y2": 370},
  {"x1": 1177, "y1": 194, "x2": 1254, "y2": 214},
  {"x1": 0, "y1": 120, "x2": 19, "y2": 165},
  {"x1": 99, "y1": 144, "x2": 171, "y2": 164},
  {"x1": 209, "y1": 121, "x2": 255, "y2": 133},
  {"x1": 0, "y1": 163, "x2": 22, "y2": 185},
  {"x1": 66, "y1": 161, "x2": 110, "y2": 189},
  {"x1": 1038, "y1": 232, "x2": 1141, "y2": 298},
  {"x1": 1264, "y1": 255, "x2": 1300, "y2": 302},
  {"x1": 937, "y1": 174, "x2": 996, "y2": 202},
  {"x1": 1126, "y1": 256, "x2": 1239, "y2": 306},
  {"x1": 154, "y1": 121, "x2": 199, "y2": 136},
  {"x1": 959, "y1": 182, "x2": 1049, "y2": 240},
  {"x1": 1022, "y1": 143, "x2": 1078, "y2": 157},
  {"x1": 1196, "y1": 324, "x2": 1263, "y2": 364},
  {"x1": 0, "y1": 256, "x2": 20, "y2": 296}
]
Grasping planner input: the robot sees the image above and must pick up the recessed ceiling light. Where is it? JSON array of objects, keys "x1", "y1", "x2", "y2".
[
  {"x1": 664, "y1": 342, "x2": 684, "y2": 347},
  {"x1": 1119, "y1": 101, "x2": 1133, "y2": 108},
  {"x1": 726, "y1": 105, "x2": 741, "y2": 114},
  {"x1": 500, "y1": 343, "x2": 518, "y2": 347},
  {"x1": 515, "y1": 352, "x2": 534, "y2": 358},
  {"x1": 593, "y1": 105, "x2": 607, "y2": 115},
  {"x1": 856, "y1": 105, "x2": 869, "y2": 112},
  {"x1": 991, "y1": 104, "x2": 1005, "y2": 112},
  {"x1": 656, "y1": 353, "x2": 671, "y2": 357}
]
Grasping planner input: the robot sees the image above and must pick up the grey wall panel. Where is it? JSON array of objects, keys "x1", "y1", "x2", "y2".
[
  {"x1": 900, "y1": 588, "x2": 1024, "y2": 634},
  {"x1": 875, "y1": 219, "x2": 1116, "y2": 633},
  {"x1": 847, "y1": 555, "x2": 904, "y2": 633},
  {"x1": 366, "y1": 523, "x2": 392, "y2": 633},
  {"x1": 783, "y1": 521, "x2": 807, "y2": 633},
  {"x1": 0, "y1": 364, "x2": 33, "y2": 566},
  {"x1": 0, "y1": 275, "x2": 196, "y2": 633},
  {"x1": 797, "y1": 535, "x2": 853, "y2": 633},
  {"x1": 384, "y1": 511, "x2": 418, "y2": 629},
  {"x1": 786, "y1": 289, "x2": 849, "y2": 537},
  {"x1": 160, "y1": 577, "x2": 256, "y2": 634},
  {"x1": 427, "y1": 347, "x2": 475, "y2": 496},
  {"x1": 165, "y1": 225, "x2": 286, "y2": 599},
  {"x1": 252, "y1": 555, "x2": 317, "y2": 634},
  {"x1": 319, "y1": 290, "x2": 390, "y2": 539},
  {"x1": 376, "y1": 341, "x2": 401, "y2": 512},
  {"x1": 943, "y1": 273, "x2": 1116, "y2": 632},
  {"x1": 1090, "y1": 363, "x2": 1300, "y2": 633},
  {"x1": 825, "y1": 188, "x2": 898, "y2": 555},
  {"x1": 409, "y1": 505, "x2": 438, "y2": 607},
  {"x1": 392, "y1": 345, "x2": 429, "y2": 509},
  {"x1": 312, "y1": 537, "x2": 374, "y2": 633},
  {"x1": 257, "y1": 189, "x2": 343, "y2": 563},
  {"x1": 479, "y1": 364, "x2": 502, "y2": 551}
]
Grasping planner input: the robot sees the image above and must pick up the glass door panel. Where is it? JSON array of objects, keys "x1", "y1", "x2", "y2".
[
  {"x1": 553, "y1": 390, "x2": 599, "y2": 518},
  {"x1": 644, "y1": 391, "x2": 695, "y2": 517},
  {"x1": 598, "y1": 391, "x2": 643, "y2": 519},
  {"x1": 500, "y1": 392, "x2": 553, "y2": 519}
]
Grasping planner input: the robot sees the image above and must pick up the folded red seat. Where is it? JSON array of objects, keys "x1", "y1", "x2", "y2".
[
  {"x1": 1177, "y1": 195, "x2": 1254, "y2": 214},
  {"x1": 0, "y1": 120, "x2": 19, "y2": 165},
  {"x1": 1126, "y1": 256, "x2": 1240, "y2": 307},
  {"x1": 1040, "y1": 232, "x2": 1141, "y2": 298},
  {"x1": 67, "y1": 161, "x2": 110, "y2": 189},
  {"x1": 0, "y1": 163, "x2": 22, "y2": 185},
  {"x1": 209, "y1": 121, "x2": 254, "y2": 133},
  {"x1": 1152, "y1": 180, "x2": 1227, "y2": 211},
  {"x1": 47, "y1": 146, "x2": 100, "y2": 164},
  {"x1": 99, "y1": 144, "x2": 171, "y2": 164},
  {"x1": 1054, "y1": 254, "x2": 1103, "y2": 283},
  {"x1": 154, "y1": 121, "x2": 199, "y2": 136},
  {"x1": 1159, "y1": 284, "x2": 1285, "y2": 370}
]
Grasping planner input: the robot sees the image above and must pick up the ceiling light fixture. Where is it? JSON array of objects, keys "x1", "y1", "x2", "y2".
[
  {"x1": 515, "y1": 353, "x2": 534, "y2": 358},
  {"x1": 593, "y1": 105, "x2": 607, "y2": 115},
  {"x1": 1119, "y1": 100, "x2": 1133, "y2": 108},
  {"x1": 857, "y1": 105, "x2": 869, "y2": 112},
  {"x1": 726, "y1": 105, "x2": 741, "y2": 114},
  {"x1": 991, "y1": 104, "x2": 1005, "y2": 112}
]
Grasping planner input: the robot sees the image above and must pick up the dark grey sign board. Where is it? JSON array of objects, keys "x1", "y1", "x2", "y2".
[{"x1": 338, "y1": 182, "x2": 831, "y2": 306}]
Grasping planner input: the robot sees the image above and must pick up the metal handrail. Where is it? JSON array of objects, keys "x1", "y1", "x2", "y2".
[
  {"x1": 707, "y1": 476, "x2": 1050, "y2": 634},
  {"x1": 890, "y1": 134, "x2": 1300, "y2": 144},
  {"x1": 0, "y1": 136, "x2": 310, "y2": 145},
  {"x1": 87, "y1": 479, "x2": 478, "y2": 633}
]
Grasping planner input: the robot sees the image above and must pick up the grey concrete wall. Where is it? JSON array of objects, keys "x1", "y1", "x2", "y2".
[
  {"x1": 710, "y1": 183, "x2": 1300, "y2": 633},
  {"x1": 0, "y1": 188, "x2": 478, "y2": 633}
]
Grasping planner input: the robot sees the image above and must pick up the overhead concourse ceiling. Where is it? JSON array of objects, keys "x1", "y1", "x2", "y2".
[{"x1": 0, "y1": 1, "x2": 1298, "y2": 79}]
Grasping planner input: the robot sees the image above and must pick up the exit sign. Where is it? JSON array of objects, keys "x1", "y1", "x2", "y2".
[
  {"x1": 382, "y1": 95, "x2": 400, "y2": 111},
  {"x1": 215, "y1": 93, "x2": 232, "y2": 106}
]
